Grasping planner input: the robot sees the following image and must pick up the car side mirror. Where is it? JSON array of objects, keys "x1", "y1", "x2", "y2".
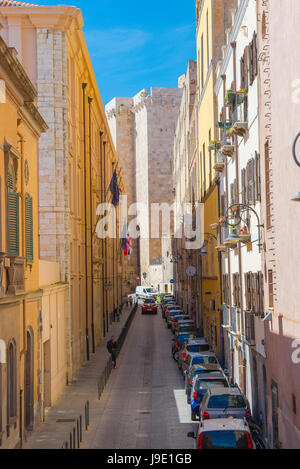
[
  {"x1": 224, "y1": 369, "x2": 229, "y2": 376},
  {"x1": 184, "y1": 370, "x2": 188, "y2": 375},
  {"x1": 187, "y1": 432, "x2": 196, "y2": 439}
]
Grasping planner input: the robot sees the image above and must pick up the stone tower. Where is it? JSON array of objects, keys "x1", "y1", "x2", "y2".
[{"x1": 106, "y1": 86, "x2": 182, "y2": 293}]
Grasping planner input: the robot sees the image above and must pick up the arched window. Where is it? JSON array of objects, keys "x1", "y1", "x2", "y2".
[{"x1": 7, "y1": 340, "x2": 17, "y2": 423}]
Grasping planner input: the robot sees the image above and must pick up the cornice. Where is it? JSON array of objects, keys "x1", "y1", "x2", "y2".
[
  {"x1": 24, "y1": 100, "x2": 48, "y2": 133},
  {"x1": 0, "y1": 35, "x2": 36, "y2": 101}
]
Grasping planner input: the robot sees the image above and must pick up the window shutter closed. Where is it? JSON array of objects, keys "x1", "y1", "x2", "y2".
[
  {"x1": 244, "y1": 47, "x2": 249, "y2": 91},
  {"x1": 25, "y1": 196, "x2": 33, "y2": 261},
  {"x1": 255, "y1": 152, "x2": 261, "y2": 201},
  {"x1": 253, "y1": 32, "x2": 258, "y2": 78},
  {"x1": 241, "y1": 168, "x2": 246, "y2": 204},
  {"x1": 8, "y1": 191, "x2": 19, "y2": 257}
]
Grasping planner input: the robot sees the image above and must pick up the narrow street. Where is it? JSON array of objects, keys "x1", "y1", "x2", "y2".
[{"x1": 82, "y1": 306, "x2": 195, "y2": 449}]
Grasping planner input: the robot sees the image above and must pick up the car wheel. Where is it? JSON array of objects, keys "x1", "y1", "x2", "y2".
[{"x1": 191, "y1": 412, "x2": 197, "y2": 422}]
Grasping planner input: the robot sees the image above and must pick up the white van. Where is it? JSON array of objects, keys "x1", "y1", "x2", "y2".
[{"x1": 135, "y1": 286, "x2": 158, "y2": 300}]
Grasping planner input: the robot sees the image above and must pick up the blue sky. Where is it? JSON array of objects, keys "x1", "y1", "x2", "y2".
[{"x1": 32, "y1": 0, "x2": 196, "y2": 105}]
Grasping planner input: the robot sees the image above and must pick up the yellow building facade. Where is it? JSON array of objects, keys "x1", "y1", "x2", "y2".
[
  {"x1": 0, "y1": 33, "x2": 47, "y2": 448},
  {"x1": 195, "y1": 0, "x2": 237, "y2": 357}
]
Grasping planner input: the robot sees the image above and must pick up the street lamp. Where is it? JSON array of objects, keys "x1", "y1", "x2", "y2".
[
  {"x1": 225, "y1": 203, "x2": 264, "y2": 253},
  {"x1": 291, "y1": 131, "x2": 300, "y2": 201}
]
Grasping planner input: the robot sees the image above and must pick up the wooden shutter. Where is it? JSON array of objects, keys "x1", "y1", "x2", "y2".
[
  {"x1": 234, "y1": 179, "x2": 238, "y2": 204},
  {"x1": 240, "y1": 55, "x2": 245, "y2": 90},
  {"x1": 7, "y1": 191, "x2": 19, "y2": 257},
  {"x1": 249, "y1": 39, "x2": 254, "y2": 85},
  {"x1": 255, "y1": 152, "x2": 261, "y2": 201},
  {"x1": 241, "y1": 168, "x2": 246, "y2": 204},
  {"x1": 244, "y1": 47, "x2": 249, "y2": 91},
  {"x1": 230, "y1": 183, "x2": 234, "y2": 205},
  {"x1": 259, "y1": 272, "x2": 265, "y2": 316},
  {"x1": 253, "y1": 32, "x2": 258, "y2": 78},
  {"x1": 25, "y1": 195, "x2": 33, "y2": 261},
  {"x1": 244, "y1": 273, "x2": 249, "y2": 310}
]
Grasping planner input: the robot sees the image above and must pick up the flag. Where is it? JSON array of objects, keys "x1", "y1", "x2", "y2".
[
  {"x1": 121, "y1": 222, "x2": 133, "y2": 257},
  {"x1": 109, "y1": 169, "x2": 120, "y2": 207}
]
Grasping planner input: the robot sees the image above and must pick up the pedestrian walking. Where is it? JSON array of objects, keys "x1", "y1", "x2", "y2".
[
  {"x1": 107, "y1": 336, "x2": 118, "y2": 368},
  {"x1": 126, "y1": 298, "x2": 129, "y2": 308},
  {"x1": 129, "y1": 296, "x2": 133, "y2": 307},
  {"x1": 116, "y1": 306, "x2": 121, "y2": 322}
]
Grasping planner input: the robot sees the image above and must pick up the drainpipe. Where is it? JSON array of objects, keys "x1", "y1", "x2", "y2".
[
  {"x1": 82, "y1": 83, "x2": 89, "y2": 362},
  {"x1": 100, "y1": 132, "x2": 105, "y2": 337},
  {"x1": 88, "y1": 97, "x2": 95, "y2": 354},
  {"x1": 103, "y1": 141, "x2": 108, "y2": 333}
]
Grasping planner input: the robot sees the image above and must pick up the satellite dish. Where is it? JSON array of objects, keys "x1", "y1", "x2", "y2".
[{"x1": 186, "y1": 266, "x2": 196, "y2": 277}]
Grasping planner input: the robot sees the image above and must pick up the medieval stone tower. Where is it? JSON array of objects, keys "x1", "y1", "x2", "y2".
[{"x1": 106, "y1": 86, "x2": 182, "y2": 293}]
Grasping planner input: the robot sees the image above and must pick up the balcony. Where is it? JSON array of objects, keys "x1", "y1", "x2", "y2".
[
  {"x1": 214, "y1": 152, "x2": 225, "y2": 172},
  {"x1": 232, "y1": 102, "x2": 248, "y2": 138},
  {"x1": 222, "y1": 144, "x2": 235, "y2": 158},
  {"x1": 7, "y1": 256, "x2": 25, "y2": 295}
]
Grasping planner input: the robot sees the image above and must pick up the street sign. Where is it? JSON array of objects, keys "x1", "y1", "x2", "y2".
[{"x1": 170, "y1": 279, "x2": 175, "y2": 284}]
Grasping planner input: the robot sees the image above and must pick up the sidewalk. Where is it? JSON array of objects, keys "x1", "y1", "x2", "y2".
[{"x1": 23, "y1": 305, "x2": 134, "y2": 449}]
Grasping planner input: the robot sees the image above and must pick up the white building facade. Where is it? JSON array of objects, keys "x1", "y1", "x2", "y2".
[{"x1": 215, "y1": 0, "x2": 267, "y2": 437}]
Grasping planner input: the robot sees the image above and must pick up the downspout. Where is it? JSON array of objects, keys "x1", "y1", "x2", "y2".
[
  {"x1": 103, "y1": 141, "x2": 108, "y2": 333},
  {"x1": 88, "y1": 97, "x2": 95, "y2": 354},
  {"x1": 82, "y1": 83, "x2": 89, "y2": 362},
  {"x1": 100, "y1": 132, "x2": 105, "y2": 337}
]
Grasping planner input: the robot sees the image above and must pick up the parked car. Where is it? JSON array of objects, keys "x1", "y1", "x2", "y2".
[
  {"x1": 142, "y1": 298, "x2": 158, "y2": 315},
  {"x1": 162, "y1": 301, "x2": 177, "y2": 318},
  {"x1": 177, "y1": 332, "x2": 200, "y2": 345},
  {"x1": 164, "y1": 304, "x2": 181, "y2": 316},
  {"x1": 190, "y1": 374, "x2": 229, "y2": 421},
  {"x1": 178, "y1": 338, "x2": 210, "y2": 370},
  {"x1": 181, "y1": 351, "x2": 220, "y2": 377},
  {"x1": 176, "y1": 325, "x2": 198, "y2": 336},
  {"x1": 199, "y1": 387, "x2": 251, "y2": 422},
  {"x1": 166, "y1": 310, "x2": 185, "y2": 328},
  {"x1": 171, "y1": 315, "x2": 191, "y2": 332},
  {"x1": 187, "y1": 418, "x2": 255, "y2": 449},
  {"x1": 185, "y1": 365, "x2": 224, "y2": 403}
]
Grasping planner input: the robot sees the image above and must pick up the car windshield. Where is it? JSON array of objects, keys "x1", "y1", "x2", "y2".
[
  {"x1": 145, "y1": 288, "x2": 156, "y2": 293},
  {"x1": 191, "y1": 356, "x2": 218, "y2": 365},
  {"x1": 207, "y1": 395, "x2": 247, "y2": 409},
  {"x1": 195, "y1": 379, "x2": 228, "y2": 390},
  {"x1": 201, "y1": 431, "x2": 249, "y2": 449},
  {"x1": 187, "y1": 344, "x2": 210, "y2": 353},
  {"x1": 178, "y1": 326, "x2": 196, "y2": 333}
]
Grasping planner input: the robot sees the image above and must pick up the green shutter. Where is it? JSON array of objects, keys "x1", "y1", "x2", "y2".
[
  {"x1": 25, "y1": 196, "x2": 33, "y2": 261},
  {"x1": 7, "y1": 190, "x2": 19, "y2": 257}
]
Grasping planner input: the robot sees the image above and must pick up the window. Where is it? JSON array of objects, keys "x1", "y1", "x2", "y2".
[
  {"x1": 206, "y1": 10, "x2": 209, "y2": 69},
  {"x1": 268, "y1": 270, "x2": 274, "y2": 308},
  {"x1": 292, "y1": 394, "x2": 297, "y2": 415},
  {"x1": 7, "y1": 179, "x2": 19, "y2": 257},
  {"x1": 7, "y1": 340, "x2": 17, "y2": 423},
  {"x1": 25, "y1": 195, "x2": 33, "y2": 261},
  {"x1": 201, "y1": 34, "x2": 204, "y2": 89},
  {"x1": 265, "y1": 141, "x2": 272, "y2": 228}
]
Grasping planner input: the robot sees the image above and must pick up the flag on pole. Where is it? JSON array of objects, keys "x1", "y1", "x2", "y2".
[
  {"x1": 109, "y1": 169, "x2": 120, "y2": 207},
  {"x1": 121, "y1": 222, "x2": 133, "y2": 257}
]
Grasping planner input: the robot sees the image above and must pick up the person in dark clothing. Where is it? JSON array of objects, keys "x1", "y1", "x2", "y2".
[{"x1": 107, "y1": 336, "x2": 118, "y2": 368}]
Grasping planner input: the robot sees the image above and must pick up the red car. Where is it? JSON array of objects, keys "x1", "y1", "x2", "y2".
[{"x1": 142, "y1": 299, "x2": 157, "y2": 315}]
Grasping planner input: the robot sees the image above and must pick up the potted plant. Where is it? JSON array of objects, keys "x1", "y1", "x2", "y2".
[
  {"x1": 208, "y1": 139, "x2": 222, "y2": 152},
  {"x1": 218, "y1": 121, "x2": 224, "y2": 128},
  {"x1": 225, "y1": 88, "x2": 235, "y2": 105},
  {"x1": 236, "y1": 89, "x2": 247, "y2": 105},
  {"x1": 216, "y1": 243, "x2": 226, "y2": 252},
  {"x1": 239, "y1": 226, "x2": 251, "y2": 243}
]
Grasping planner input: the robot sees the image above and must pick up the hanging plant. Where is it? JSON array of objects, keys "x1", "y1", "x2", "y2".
[
  {"x1": 225, "y1": 88, "x2": 236, "y2": 105},
  {"x1": 237, "y1": 89, "x2": 247, "y2": 105}
]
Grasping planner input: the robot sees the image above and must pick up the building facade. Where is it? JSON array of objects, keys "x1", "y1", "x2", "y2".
[
  {"x1": 0, "y1": 31, "x2": 47, "y2": 448},
  {"x1": 106, "y1": 87, "x2": 182, "y2": 293},
  {"x1": 257, "y1": 0, "x2": 300, "y2": 449},
  {"x1": 0, "y1": 2, "x2": 127, "y2": 386},
  {"x1": 194, "y1": 0, "x2": 237, "y2": 358}
]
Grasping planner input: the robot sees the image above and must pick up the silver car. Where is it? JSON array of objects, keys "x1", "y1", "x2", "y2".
[{"x1": 199, "y1": 387, "x2": 251, "y2": 422}]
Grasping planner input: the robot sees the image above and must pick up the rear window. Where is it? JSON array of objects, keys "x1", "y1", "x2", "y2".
[
  {"x1": 207, "y1": 395, "x2": 247, "y2": 409},
  {"x1": 191, "y1": 356, "x2": 218, "y2": 365},
  {"x1": 195, "y1": 379, "x2": 228, "y2": 390},
  {"x1": 201, "y1": 431, "x2": 249, "y2": 449},
  {"x1": 187, "y1": 344, "x2": 210, "y2": 353},
  {"x1": 194, "y1": 370, "x2": 223, "y2": 378}
]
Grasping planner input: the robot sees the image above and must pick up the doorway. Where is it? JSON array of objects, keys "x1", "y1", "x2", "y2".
[
  {"x1": 25, "y1": 328, "x2": 34, "y2": 431},
  {"x1": 43, "y1": 340, "x2": 51, "y2": 409}
]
